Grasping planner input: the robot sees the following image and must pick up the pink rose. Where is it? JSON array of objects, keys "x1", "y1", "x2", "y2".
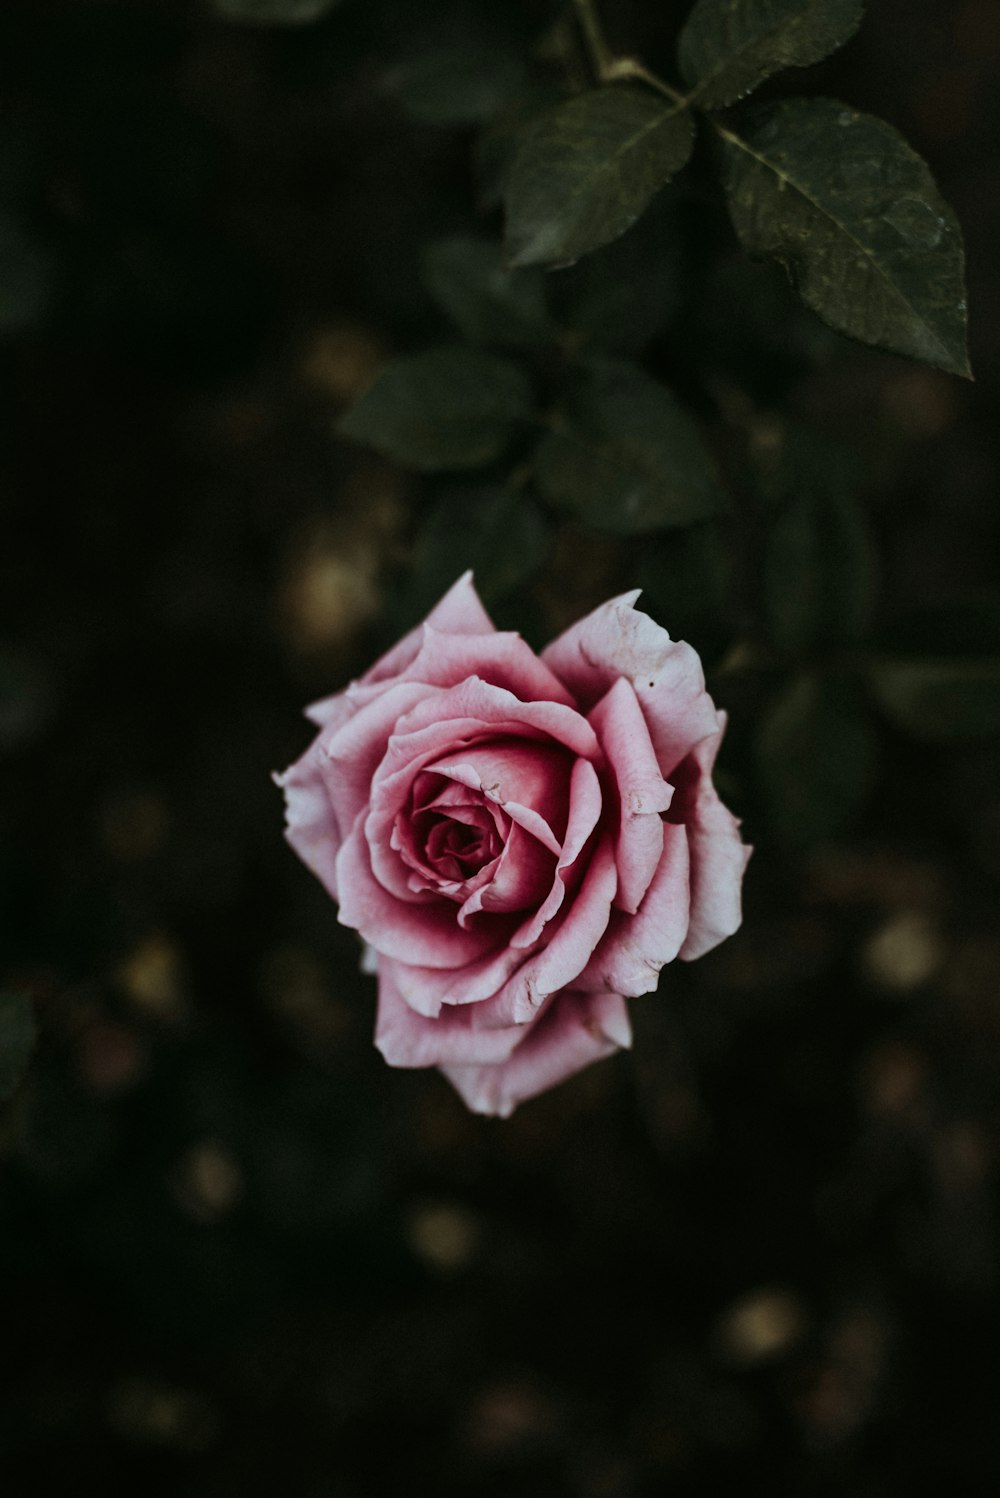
[{"x1": 276, "y1": 573, "x2": 750, "y2": 1117}]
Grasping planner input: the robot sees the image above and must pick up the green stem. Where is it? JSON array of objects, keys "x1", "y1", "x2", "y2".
[
  {"x1": 604, "y1": 57, "x2": 687, "y2": 107},
  {"x1": 571, "y1": 0, "x2": 614, "y2": 78},
  {"x1": 570, "y1": 0, "x2": 689, "y2": 107}
]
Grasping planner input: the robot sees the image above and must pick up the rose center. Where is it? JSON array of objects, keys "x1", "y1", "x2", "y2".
[{"x1": 415, "y1": 807, "x2": 501, "y2": 882}]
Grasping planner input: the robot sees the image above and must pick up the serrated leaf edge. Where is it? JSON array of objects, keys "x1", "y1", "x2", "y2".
[
  {"x1": 715, "y1": 105, "x2": 971, "y2": 378},
  {"x1": 505, "y1": 92, "x2": 694, "y2": 269},
  {"x1": 681, "y1": 0, "x2": 865, "y2": 110}
]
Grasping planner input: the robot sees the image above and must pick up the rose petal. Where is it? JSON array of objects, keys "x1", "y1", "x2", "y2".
[
  {"x1": 374, "y1": 963, "x2": 526, "y2": 1068},
  {"x1": 426, "y1": 759, "x2": 561, "y2": 858},
  {"x1": 278, "y1": 680, "x2": 435, "y2": 900},
  {"x1": 336, "y1": 811, "x2": 512, "y2": 967},
  {"x1": 319, "y1": 680, "x2": 434, "y2": 853},
  {"x1": 388, "y1": 777, "x2": 509, "y2": 902},
  {"x1": 389, "y1": 758, "x2": 607, "y2": 1020},
  {"x1": 414, "y1": 775, "x2": 508, "y2": 822},
  {"x1": 278, "y1": 575, "x2": 751, "y2": 1121},
  {"x1": 303, "y1": 573, "x2": 495, "y2": 725},
  {"x1": 672, "y1": 714, "x2": 752, "y2": 961},
  {"x1": 363, "y1": 679, "x2": 599, "y2": 900},
  {"x1": 365, "y1": 736, "x2": 487, "y2": 905},
  {"x1": 456, "y1": 822, "x2": 556, "y2": 925},
  {"x1": 381, "y1": 945, "x2": 530, "y2": 1020},
  {"x1": 273, "y1": 742, "x2": 342, "y2": 898},
  {"x1": 442, "y1": 989, "x2": 632, "y2": 1118},
  {"x1": 542, "y1": 591, "x2": 719, "y2": 774},
  {"x1": 404, "y1": 624, "x2": 577, "y2": 706},
  {"x1": 423, "y1": 570, "x2": 497, "y2": 634},
  {"x1": 389, "y1": 676, "x2": 602, "y2": 763},
  {"x1": 430, "y1": 738, "x2": 572, "y2": 848},
  {"x1": 365, "y1": 571, "x2": 497, "y2": 688},
  {"x1": 576, "y1": 820, "x2": 690, "y2": 996},
  {"x1": 303, "y1": 692, "x2": 355, "y2": 731},
  {"x1": 589, "y1": 676, "x2": 673, "y2": 914},
  {"x1": 486, "y1": 829, "x2": 619, "y2": 1025},
  {"x1": 423, "y1": 808, "x2": 500, "y2": 876},
  {"x1": 509, "y1": 756, "x2": 603, "y2": 951}
]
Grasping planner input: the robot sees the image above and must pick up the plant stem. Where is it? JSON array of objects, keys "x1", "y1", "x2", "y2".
[
  {"x1": 571, "y1": 0, "x2": 688, "y2": 108},
  {"x1": 605, "y1": 57, "x2": 687, "y2": 107},
  {"x1": 571, "y1": 0, "x2": 614, "y2": 78}
]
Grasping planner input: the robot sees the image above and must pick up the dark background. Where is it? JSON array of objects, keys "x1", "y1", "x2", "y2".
[{"x1": 2, "y1": 2, "x2": 999, "y2": 1495}]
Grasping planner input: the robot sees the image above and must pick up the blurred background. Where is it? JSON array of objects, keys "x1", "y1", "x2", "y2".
[{"x1": 2, "y1": 1, "x2": 999, "y2": 1494}]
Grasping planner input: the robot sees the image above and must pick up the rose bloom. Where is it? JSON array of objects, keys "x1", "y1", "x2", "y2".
[{"x1": 277, "y1": 574, "x2": 749, "y2": 1116}]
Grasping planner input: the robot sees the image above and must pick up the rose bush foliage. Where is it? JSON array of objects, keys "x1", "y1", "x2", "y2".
[{"x1": 277, "y1": 575, "x2": 750, "y2": 1115}]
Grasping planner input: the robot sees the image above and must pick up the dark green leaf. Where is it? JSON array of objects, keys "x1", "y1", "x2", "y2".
[
  {"x1": 866, "y1": 659, "x2": 1000, "y2": 742},
  {"x1": 387, "y1": 47, "x2": 527, "y2": 126},
  {"x1": 338, "y1": 347, "x2": 535, "y2": 471},
  {"x1": 679, "y1": 0, "x2": 864, "y2": 110},
  {"x1": 755, "y1": 673, "x2": 877, "y2": 842},
  {"x1": 503, "y1": 87, "x2": 695, "y2": 268},
  {"x1": 421, "y1": 237, "x2": 552, "y2": 350},
  {"x1": 410, "y1": 486, "x2": 551, "y2": 612},
  {"x1": 718, "y1": 98, "x2": 970, "y2": 376},
  {"x1": 532, "y1": 359, "x2": 725, "y2": 533},
  {"x1": 0, "y1": 991, "x2": 36, "y2": 1102},
  {"x1": 213, "y1": 0, "x2": 341, "y2": 23},
  {"x1": 475, "y1": 83, "x2": 568, "y2": 211},
  {"x1": 555, "y1": 192, "x2": 681, "y2": 354},
  {"x1": 764, "y1": 490, "x2": 876, "y2": 652},
  {"x1": 0, "y1": 212, "x2": 54, "y2": 335}
]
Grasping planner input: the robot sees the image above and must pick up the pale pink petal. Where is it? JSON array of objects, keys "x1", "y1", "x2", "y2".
[
  {"x1": 403, "y1": 624, "x2": 576, "y2": 705},
  {"x1": 364, "y1": 716, "x2": 573, "y2": 902},
  {"x1": 672, "y1": 714, "x2": 752, "y2": 961},
  {"x1": 363, "y1": 571, "x2": 496, "y2": 687},
  {"x1": 381, "y1": 945, "x2": 531, "y2": 1020},
  {"x1": 319, "y1": 680, "x2": 434, "y2": 850},
  {"x1": 430, "y1": 739, "x2": 572, "y2": 846},
  {"x1": 390, "y1": 756, "x2": 602, "y2": 1005},
  {"x1": 335, "y1": 813, "x2": 510, "y2": 967},
  {"x1": 303, "y1": 574, "x2": 495, "y2": 724},
  {"x1": 379, "y1": 767, "x2": 607, "y2": 1020},
  {"x1": 425, "y1": 758, "x2": 561, "y2": 857},
  {"x1": 589, "y1": 677, "x2": 673, "y2": 914},
  {"x1": 400, "y1": 843, "x2": 502, "y2": 905},
  {"x1": 486, "y1": 830, "x2": 619, "y2": 1025},
  {"x1": 367, "y1": 743, "x2": 496, "y2": 904},
  {"x1": 303, "y1": 691, "x2": 354, "y2": 730},
  {"x1": 302, "y1": 674, "x2": 402, "y2": 734},
  {"x1": 442, "y1": 989, "x2": 632, "y2": 1118},
  {"x1": 421, "y1": 570, "x2": 496, "y2": 638},
  {"x1": 388, "y1": 676, "x2": 601, "y2": 763},
  {"x1": 395, "y1": 799, "x2": 505, "y2": 899},
  {"x1": 456, "y1": 823, "x2": 556, "y2": 924},
  {"x1": 374, "y1": 964, "x2": 526, "y2": 1068},
  {"x1": 397, "y1": 782, "x2": 506, "y2": 872},
  {"x1": 278, "y1": 577, "x2": 752, "y2": 1123},
  {"x1": 576, "y1": 821, "x2": 690, "y2": 997},
  {"x1": 414, "y1": 776, "x2": 509, "y2": 826},
  {"x1": 542, "y1": 591, "x2": 720, "y2": 775},
  {"x1": 362, "y1": 679, "x2": 598, "y2": 900},
  {"x1": 365, "y1": 681, "x2": 600, "y2": 855},
  {"x1": 279, "y1": 681, "x2": 435, "y2": 897},
  {"x1": 509, "y1": 756, "x2": 604, "y2": 951},
  {"x1": 273, "y1": 742, "x2": 341, "y2": 898}
]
